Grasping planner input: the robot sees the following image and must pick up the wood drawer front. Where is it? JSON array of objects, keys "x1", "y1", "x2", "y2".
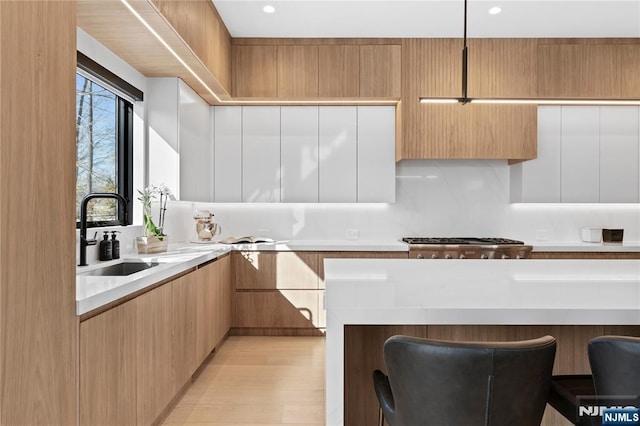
[
  {"x1": 234, "y1": 290, "x2": 322, "y2": 329},
  {"x1": 233, "y1": 251, "x2": 319, "y2": 290}
]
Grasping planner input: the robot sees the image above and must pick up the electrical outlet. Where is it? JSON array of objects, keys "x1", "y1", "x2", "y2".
[{"x1": 346, "y1": 229, "x2": 359, "y2": 240}]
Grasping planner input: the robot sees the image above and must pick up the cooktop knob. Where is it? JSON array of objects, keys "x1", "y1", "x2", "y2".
[
  {"x1": 481, "y1": 254, "x2": 488, "y2": 259},
  {"x1": 501, "y1": 254, "x2": 510, "y2": 259},
  {"x1": 431, "y1": 254, "x2": 438, "y2": 259},
  {"x1": 459, "y1": 254, "x2": 466, "y2": 259},
  {"x1": 416, "y1": 254, "x2": 424, "y2": 259},
  {"x1": 445, "y1": 254, "x2": 452, "y2": 259}
]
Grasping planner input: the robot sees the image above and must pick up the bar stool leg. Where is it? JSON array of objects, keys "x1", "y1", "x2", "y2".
[{"x1": 378, "y1": 406, "x2": 384, "y2": 426}]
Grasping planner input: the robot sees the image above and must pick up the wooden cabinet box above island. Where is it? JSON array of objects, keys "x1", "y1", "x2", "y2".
[{"x1": 324, "y1": 259, "x2": 640, "y2": 426}]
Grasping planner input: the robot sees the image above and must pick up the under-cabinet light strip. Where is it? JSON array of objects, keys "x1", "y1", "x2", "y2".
[
  {"x1": 120, "y1": 0, "x2": 222, "y2": 102},
  {"x1": 420, "y1": 97, "x2": 640, "y2": 106}
]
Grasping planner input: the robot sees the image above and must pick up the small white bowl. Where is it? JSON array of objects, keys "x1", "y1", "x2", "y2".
[{"x1": 581, "y1": 227, "x2": 602, "y2": 243}]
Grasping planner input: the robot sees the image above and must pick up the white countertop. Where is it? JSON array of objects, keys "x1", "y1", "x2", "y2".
[
  {"x1": 216, "y1": 239, "x2": 409, "y2": 252},
  {"x1": 75, "y1": 239, "x2": 407, "y2": 316},
  {"x1": 76, "y1": 244, "x2": 231, "y2": 315},
  {"x1": 323, "y1": 258, "x2": 640, "y2": 426},
  {"x1": 532, "y1": 241, "x2": 640, "y2": 252}
]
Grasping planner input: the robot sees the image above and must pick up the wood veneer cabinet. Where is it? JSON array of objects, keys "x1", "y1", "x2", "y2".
[
  {"x1": 278, "y1": 45, "x2": 319, "y2": 98},
  {"x1": 151, "y1": 0, "x2": 232, "y2": 93},
  {"x1": 80, "y1": 301, "x2": 137, "y2": 426},
  {"x1": 232, "y1": 251, "x2": 408, "y2": 334},
  {"x1": 1, "y1": 2, "x2": 77, "y2": 424},
  {"x1": 232, "y1": 40, "x2": 401, "y2": 100},
  {"x1": 537, "y1": 43, "x2": 640, "y2": 99},
  {"x1": 360, "y1": 45, "x2": 402, "y2": 98},
  {"x1": 136, "y1": 284, "x2": 173, "y2": 426},
  {"x1": 345, "y1": 324, "x2": 640, "y2": 426},
  {"x1": 319, "y1": 45, "x2": 360, "y2": 97},
  {"x1": 79, "y1": 255, "x2": 231, "y2": 425},
  {"x1": 400, "y1": 38, "x2": 537, "y2": 161},
  {"x1": 531, "y1": 251, "x2": 640, "y2": 260}
]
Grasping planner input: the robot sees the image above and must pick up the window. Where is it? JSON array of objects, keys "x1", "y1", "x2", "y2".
[{"x1": 75, "y1": 53, "x2": 141, "y2": 228}]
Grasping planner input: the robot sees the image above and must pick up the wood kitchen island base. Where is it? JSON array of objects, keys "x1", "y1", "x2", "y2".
[
  {"x1": 345, "y1": 324, "x2": 640, "y2": 426},
  {"x1": 324, "y1": 259, "x2": 640, "y2": 426}
]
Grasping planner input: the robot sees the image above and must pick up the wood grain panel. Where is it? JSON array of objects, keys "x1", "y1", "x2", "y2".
[
  {"x1": 234, "y1": 38, "x2": 403, "y2": 46},
  {"x1": 620, "y1": 44, "x2": 640, "y2": 98},
  {"x1": 319, "y1": 45, "x2": 359, "y2": 97},
  {"x1": 171, "y1": 274, "x2": 198, "y2": 394},
  {"x1": 537, "y1": 44, "x2": 621, "y2": 98},
  {"x1": 531, "y1": 251, "x2": 640, "y2": 260},
  {"x1": 468, "y1": 38, "x2": 537, "y2": 98},
  {"x1": 77, "y1": 0, "x2": 232, "y2": 104},
  {"x1": 234, "y1": 290, "x2": 321, "y2": 329},
  {"x1": 411, "y1": 104, "x2": 537, "y2": 159},
  {"x1": 278, "y1": 45, "x2": 319, "y2": 98},
  {"x1": 402, "y1": 38, "x2": 461, "y2": 98},
  {"x1": 344, "y1": 325, "x2": 428, "y2": 426},
  {"x1": 215, "y1": 255, "x2": 232, "y2": 347},
  {"x1": 195, "y1": 264, "x2": 215, "y2": 368},
  {"x1": 0, "y1": 2, "x2": 77, "y2": 424},
  {"x1": 204, "y1": 1, "x2": 232, "y2": 93},
  {"x1": 233, "y1": 45, "x2": 278, "y2": 97},
  {"x1": 360, "y1": 45, "x2": 401, "y2": 98},
  {"x1": 345, "y1": 325, "x2": 640, "y2": 426},
  {"x1": 152, "y1": 0, "x2": 206, "y2": 60},
  {"x1": 80, "y1": 303, "x2": 137, "y2": 426},
  {"x1": 233, "y1": 252, "x2": 319, "y2": 290},
  {"x1": 136, "y1": 284, "x2": 173, "y2": 426}
]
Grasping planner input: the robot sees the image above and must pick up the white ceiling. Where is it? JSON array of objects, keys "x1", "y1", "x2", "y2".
[{"x1": 212, "y1": 0, "x2": 640, "y2": 38}]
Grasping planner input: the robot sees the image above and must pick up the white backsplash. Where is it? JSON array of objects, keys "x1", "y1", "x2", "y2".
[
  {"x1": 162, "y1": 160, "x2": 640, "y2": 244},
  {"x1": 75, "y1": 225, "x2": 144, "y2": 266}
]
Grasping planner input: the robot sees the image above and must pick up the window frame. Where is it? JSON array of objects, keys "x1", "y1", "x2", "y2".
[{"x1": 75, "y1": 52, "x2": 142, "y2": 229}]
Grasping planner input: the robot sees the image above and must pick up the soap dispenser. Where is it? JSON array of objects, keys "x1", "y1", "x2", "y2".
[
  {"x1": 111, "y1": 231, "x2": 121, "y2": 259},
  {"x1": 99, "y1": 231, "x2": 113, "y2": 261}
]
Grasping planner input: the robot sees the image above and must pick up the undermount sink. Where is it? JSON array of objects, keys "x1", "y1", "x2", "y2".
[{"x1": 79, "y1": 261, "x2": 160, "y2": 277}]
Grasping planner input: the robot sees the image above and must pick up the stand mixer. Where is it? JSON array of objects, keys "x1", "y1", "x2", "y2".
[{"x1": 193, "y1": 210, "x2": 222, "y2": 241}]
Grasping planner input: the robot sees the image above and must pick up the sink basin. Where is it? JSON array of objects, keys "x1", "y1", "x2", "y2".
[{"x1": 80, "y1": 261, "x2": 160, "y2": 277}]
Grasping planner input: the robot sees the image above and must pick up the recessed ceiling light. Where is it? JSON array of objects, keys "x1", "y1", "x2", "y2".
[
  {"x1": 263, "y1": 5, "x2": 275, "y2": 14},
  {"x1": 489, "y1": 6, "x2": 502, "y2": 15}
]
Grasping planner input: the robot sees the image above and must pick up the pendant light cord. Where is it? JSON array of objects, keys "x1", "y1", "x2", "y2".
[{"x1": 461, "y1": 0, "x2": 469, "y2": 103}]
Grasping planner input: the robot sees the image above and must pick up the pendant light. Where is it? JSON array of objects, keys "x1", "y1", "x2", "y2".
[{"x1": 419, "y1": 0, "x2": 640, "y2": 106}]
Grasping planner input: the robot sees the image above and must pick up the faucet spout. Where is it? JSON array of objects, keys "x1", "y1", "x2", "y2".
[{"x1": 79, "y1": 193, "x2": 129, "y2": 266}]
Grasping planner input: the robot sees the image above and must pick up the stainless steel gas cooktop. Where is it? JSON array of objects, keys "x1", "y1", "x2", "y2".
[{"x1": 401, "y1": 237, "x2": 532, "y2": 259}]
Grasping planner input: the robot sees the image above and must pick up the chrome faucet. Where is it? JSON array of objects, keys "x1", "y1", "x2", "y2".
[{"x1": 79, "y1": 193, "x2": 129, "y2": 266}]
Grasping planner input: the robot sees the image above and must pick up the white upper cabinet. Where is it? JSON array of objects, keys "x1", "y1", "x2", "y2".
[
  {"x1": 510, "y1": 107, "x2": 562, "y2": 203},
  {"x1": 357, "y1": 106, "x2": 396, "y2": 202},
  {"x1": 242, "y1": 106, "x2": 281, "y2": 202},
  {"x1": 147, "y1": 78, "x2": 212, "y2": 201},
  {"x1": 179, "y1": 80, "x2": 212, "y2": 202},
  {"x1": 511, "y1": 106, "x2": 640, "y2": 203},
  {"x1": 599, "y1": 107, "x2": 639, "y2": 203},
  {"x1": 147, "y1": 78, "x2": 181, "y2": 198},
  {"x1": 561, "y1": 107, "x2": 600, "y2": 203},
  {"x1": 281, "y1": 106, "x2": 319, "y2": 202},
  {"x1": 213, "y1": 106, "x2": 242, "y2": 202},
  {"x1": 319, "y1": 107, "x2": 357, "y2": 202}
]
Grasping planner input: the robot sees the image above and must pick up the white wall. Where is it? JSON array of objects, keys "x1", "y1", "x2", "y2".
[{"x1": 163, "y1": 160, "x2": 640, "y2": 244}]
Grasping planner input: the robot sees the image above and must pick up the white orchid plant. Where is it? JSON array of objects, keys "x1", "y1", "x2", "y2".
[{"x1": 137, "y1": 184, "x2": 174, "y2": 241}]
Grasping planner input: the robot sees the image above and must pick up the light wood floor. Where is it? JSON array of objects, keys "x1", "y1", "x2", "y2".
[{"x1": 163, "y1": 336, "x2": 326, "y2": 425}]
